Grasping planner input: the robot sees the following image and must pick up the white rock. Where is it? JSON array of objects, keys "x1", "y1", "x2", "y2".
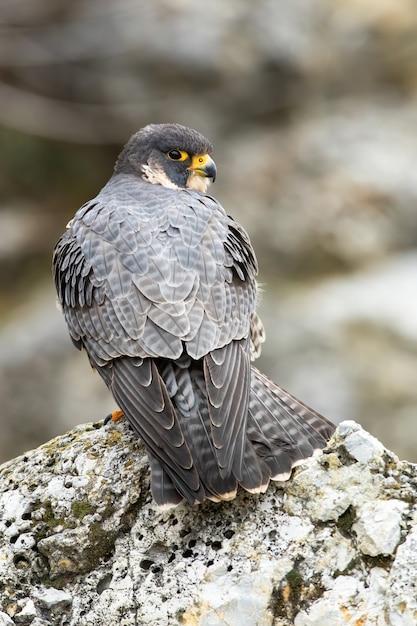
[
  {"x1": 15, "y1": 598, "x2": 37, "y2": 619},
  {"x1": 294, "y1": 576, "x2": 366, "y2": 626},
  {"x1": 295, "y1": 570, "x2": 391, "y2": 626},
  {"x1": 339, "y1": 420, "x2": 386, "y2": 463},
  {"x1": 12, "y1": 533, "x2": 36, "y2": 552},
  {"x1": 352, "y1": 500, "x2": 408, "y2": 556},
  {"x1": 197, "y1": 557, "x2": 275, "y2": 626},
  {"x1": 0, "y1": 613, "x2": 13, "y2": 626},
  {"x1": 366, "y1": 568, "x2": 389, "y2": 623},
  {"x1": 386, "y1": 524, "x2": 417, "y2": 625},
  {"x1": 33, "y1": 588, "x2": 72, "y2": 610},
  {"x1": 320, "y1": 533, "x2": 356, "y2": 583},
  {"x1": 0, "y1": 420, "x2": 415, "y2": 625}
]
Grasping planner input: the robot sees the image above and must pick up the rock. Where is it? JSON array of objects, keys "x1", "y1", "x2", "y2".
[
  {"x1": 33, "y1": 589, "x2": 72, "y2": 611},
  {"x1": 352, "y1": 500, "x2": 408, "y2": 557},
  {"x1": 386, "y1": 524, "x2": 417, "y2": 625},
  {"x1": 0, "y1": 613, "x2": 14, "y2": 626},
  {"x1": 0, "y1": 419, "x2": 416, "y2": 625},
  {"x1": 293, "y1": 572, "x2": 388, "y2": 626},
  {"x1": 14, "y1": 598, "x2": 37, "y2": 624}
]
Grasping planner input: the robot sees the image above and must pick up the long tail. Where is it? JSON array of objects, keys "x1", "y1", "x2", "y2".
[
  {"x1": 100, "y1": 358, "x2": 335, "y2": 507},
  {"x1": 247, "y1": 366, "x2": 335, "y2": 481}
]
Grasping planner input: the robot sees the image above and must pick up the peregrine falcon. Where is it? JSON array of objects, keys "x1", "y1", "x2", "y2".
[{"x1": 53, "y1": 123, "x2": 335, "y2": 507}]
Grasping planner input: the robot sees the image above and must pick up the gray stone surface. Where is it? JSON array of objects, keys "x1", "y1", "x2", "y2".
[{"x1": 0, "y1": 419, "x2": 416, "y2": 625}]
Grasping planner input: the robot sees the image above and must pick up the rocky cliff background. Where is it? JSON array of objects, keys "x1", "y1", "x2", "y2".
[{"x1": 1, "y1": 0, "x2": 417, "y2": 462}]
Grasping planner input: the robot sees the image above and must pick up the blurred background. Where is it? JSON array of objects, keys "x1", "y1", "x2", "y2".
[{"x1": 1, "y1": 0, "x2": 417, "y2": 463}]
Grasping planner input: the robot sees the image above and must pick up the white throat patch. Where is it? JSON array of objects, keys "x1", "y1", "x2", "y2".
[{"x1": 186, "y1": 171, "x2": 212, "y2": 193}]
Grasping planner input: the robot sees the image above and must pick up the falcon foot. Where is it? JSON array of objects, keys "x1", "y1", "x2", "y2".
[{"x1": 104, "y1": 409, "x2": 124, "y2": 425}]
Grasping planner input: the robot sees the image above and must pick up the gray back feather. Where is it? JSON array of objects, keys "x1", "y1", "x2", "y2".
[{"x1": 54, "y1": 173, "x2": 258, "y2": 366}]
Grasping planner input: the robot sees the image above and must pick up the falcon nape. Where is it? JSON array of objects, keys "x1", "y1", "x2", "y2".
[{"x1": 53, "y1": 123, "x2": 335, "y2": 508}]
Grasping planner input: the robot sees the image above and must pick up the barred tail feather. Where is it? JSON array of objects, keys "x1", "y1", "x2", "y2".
[
  {"x1": 248, "y1": 366, "x2": 335, "y2": 481},
  {"x1": 99, "y1": 358, "x2": 334, "y2": 507},
  {"x1": 148, "y1": 452, "x2": 184, "y2": 508}
]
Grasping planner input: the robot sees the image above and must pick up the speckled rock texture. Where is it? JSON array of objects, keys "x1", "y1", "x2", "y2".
[{"x1": 0, "y1": 419, "x2": 416, "y2": 625}]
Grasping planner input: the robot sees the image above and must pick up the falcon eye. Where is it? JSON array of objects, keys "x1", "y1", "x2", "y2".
[{"x1": 167, "y1": 149, "x2": 189, "y2": 161}]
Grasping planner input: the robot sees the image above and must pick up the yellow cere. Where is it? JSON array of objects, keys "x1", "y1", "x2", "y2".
[{"x1": 190, "y1": 154, "x2": 208, "y2": 169}]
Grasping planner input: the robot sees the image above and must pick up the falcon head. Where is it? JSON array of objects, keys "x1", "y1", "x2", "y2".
[{"x1": 114, "y1": 123, "x2": 217, "y2": 193}]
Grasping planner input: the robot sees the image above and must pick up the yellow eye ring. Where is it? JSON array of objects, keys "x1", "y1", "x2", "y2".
[{"x1": 167, "y1": 149, "x2": 189, "y2": 161}]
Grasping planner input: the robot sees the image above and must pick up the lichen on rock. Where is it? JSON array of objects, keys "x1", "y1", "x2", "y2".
[{"x1": 0, "y1": 419, "x2": 416, "y2": 625}]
